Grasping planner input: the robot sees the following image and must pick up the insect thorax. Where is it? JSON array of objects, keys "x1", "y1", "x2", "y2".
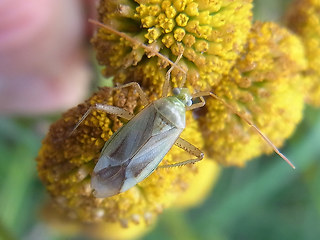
[{"x1": 153, "y1": 97, "x2": 186, "y2": 129}]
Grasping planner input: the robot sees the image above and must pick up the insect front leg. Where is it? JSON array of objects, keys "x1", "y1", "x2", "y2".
[
  {"x1": 158, "y1": 137, "x2": 204, "y2": 169},
  {"x1": 113, "y1": 82, "x2": 149, "y2": 106},
  {"x1": 72, "y1": 82, "x2": 149, "y2": 135},
  {"x1": 186, "y1": 96, "x2": 206, "y2": 111},
  {"x1": 70, "y1": 104, "x2": 134, "y2": 135}
]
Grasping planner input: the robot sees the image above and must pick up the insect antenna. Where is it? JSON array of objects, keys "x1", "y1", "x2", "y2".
[
  {"x1": 89, "y1": 19, "x2": 186, "y2": 75},
  {"x1": 192, "y1": 91, "x2": 296, "y2": 169},
  {"x1": 89, "y1": 19, "x2": 295, "y2": 169},
  {"x1": 162, "y1": 53, "x2": 184, "y2": 97}
]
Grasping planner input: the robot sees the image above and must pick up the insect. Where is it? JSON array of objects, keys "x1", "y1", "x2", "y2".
[{"x1": 73, "y1": 20, "x2": 295, "y2": 198}]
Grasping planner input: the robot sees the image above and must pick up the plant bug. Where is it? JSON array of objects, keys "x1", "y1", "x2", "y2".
[{"x1": 74, "y1": 20, "x2": 296, "y2": 198}]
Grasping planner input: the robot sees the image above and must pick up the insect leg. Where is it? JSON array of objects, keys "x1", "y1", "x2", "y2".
[
  {"x1": 191, "y1": 91, "x2": 296, "y2": 169},
  {"x1": 70, "y1": 104, "x2": 134, "y2": 135},
  {"x1": 158, "y1": 137, "x2": 204, "y2": 169},
  {"x1": 186, "y1": 96, "x2": 206, "y2": 111},
  {"x1": 113, "y1": 82, "x2": 149, "y2": 106},
  {"x1": 71, "y1": 83, "x2": 146, "y2": 135}
]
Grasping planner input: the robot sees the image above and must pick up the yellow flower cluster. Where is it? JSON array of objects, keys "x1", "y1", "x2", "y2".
[
  {"x1": 197, "y1": 22, "x2": 307, "y2": 166},
  {"x1": 286, "y1": 0, "x2": 320, "y2": 106},
  {"x1": 37, "y1": 86, "x2": 219, "y2": 227},
  {"x1": 93, "y1": 0, "x2": 253, "y2": 93}
]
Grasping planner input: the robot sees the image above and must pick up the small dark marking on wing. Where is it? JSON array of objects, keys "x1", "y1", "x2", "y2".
[
  {"x1": 93, "y1": 162, "x2": 130, "y2": 196},
  {"x1": 131, "y1": 161, "x2": 151, "y2": 178},
  {"x1": 96, "y1": 165, "x2": 123, "y2": 180}
]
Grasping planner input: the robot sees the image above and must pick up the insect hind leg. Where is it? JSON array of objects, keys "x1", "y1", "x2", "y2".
[{"x1": 158, "y1": 137, "x2": 204, "y2": 169}]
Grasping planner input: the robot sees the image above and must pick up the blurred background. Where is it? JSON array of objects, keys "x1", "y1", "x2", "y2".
[{"x1": 1, "y1": 0, "x2": 320, "y2": 239}]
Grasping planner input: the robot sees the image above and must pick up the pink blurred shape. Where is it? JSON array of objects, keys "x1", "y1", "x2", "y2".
[{"x1": 0, "y1": 0, "x2": 93, "y2": 115}]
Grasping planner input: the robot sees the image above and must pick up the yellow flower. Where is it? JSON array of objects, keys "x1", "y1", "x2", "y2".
[
  {"x1": 196, "y1": 22, "x2": 307, "y2": 166},
  {"x1": 286, "y1": 0, "x2": 320, "y2": 106},
  {"x1": 92, "y1": 0, "x2": 253, "y2": 93},
  {"x1": 37, "y1": 86, "x2": 216, "y2": 228}
]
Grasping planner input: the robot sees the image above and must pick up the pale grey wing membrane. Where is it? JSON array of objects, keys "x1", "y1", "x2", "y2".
[{"x1": 121, "y1": 127, "x2": 183, "y2": 192}]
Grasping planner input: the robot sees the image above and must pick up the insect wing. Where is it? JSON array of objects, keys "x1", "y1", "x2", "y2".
[
  {"x1": 92, "y1": 104, "x2": 183, "y2": 197},
  {"x1": 99, "y1": 105, "x2": 158, "y2": 165},
  {"x1": 121, "y1": 123, "x2": 182, "y2": 192}
]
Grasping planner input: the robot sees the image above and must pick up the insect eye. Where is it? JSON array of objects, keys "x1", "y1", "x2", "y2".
[
  {"x1": 172, "y1": 88, "x2": 180, "y2": 95},
  {"x1": 186, "y1": 99, "x2": 192, "y2": 107}
]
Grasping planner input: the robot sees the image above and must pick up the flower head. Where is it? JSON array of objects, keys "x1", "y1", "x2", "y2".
[
  {"x1": 92, "y1": 0, "x2": 253, "y2": 93},
  {"x1": 286, "y1": 0, "x2": 320, "y2": 106}
]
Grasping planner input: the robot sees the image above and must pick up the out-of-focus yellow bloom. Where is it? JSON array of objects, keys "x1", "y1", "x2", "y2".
[
  {"x1": 174, "y1": 160, "x2": 220, "y2": 208},
  {"x1": 196, "y1": 22, "x2": 307, "y2": 166},
  {"x1": 89, "y1": 221, "x2": 153, "y2": 240},
  {"x1": 37, "y1": 86, "x2": 217, "y2": 231},
  {"x1": 42, "y1": 201, "x2": 154, "y2": 240},
  {"x1": 93, "y1": 0, "x2": 253, "y2": 93},
  {"x1": 286, "y1": 0, "x2": 320, "y2": 106}
]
